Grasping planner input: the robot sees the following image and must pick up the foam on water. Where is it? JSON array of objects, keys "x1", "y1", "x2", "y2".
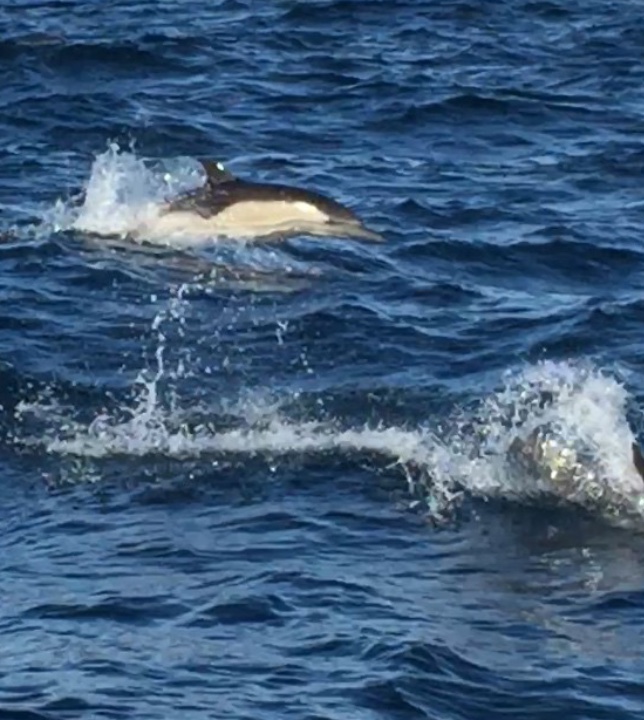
[
  {"x1": 8, "y1": 277, "x2": 644, "y2": 527},
  {"x1": 484, "y1": 360, "x2": 640, "y2": 493},
  {"x1": 11, "y1": 156, "x2": 644, "y2": 525},
  {"x1": 441, "y1": 359, "x2": 644, "y2": 526},
  {"x1": 44, "y1": 143, "x2": 204, "y2": 239},
  {"x1": 38, "y1": 145, "x2": 321, "y2": 284}
]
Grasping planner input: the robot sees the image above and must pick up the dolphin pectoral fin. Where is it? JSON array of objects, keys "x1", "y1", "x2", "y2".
[{"x1": 632, "y1": 442, "x2": 644, "y2": 481}]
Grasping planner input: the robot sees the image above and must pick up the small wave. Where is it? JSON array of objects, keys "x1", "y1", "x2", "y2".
[
  {"x1": 523, "y1": 1, "x2": 572, "y2": 20},
  {"x1": 279, "y1": 0, "x2": 384, "y2": 25},
  {"x1": 3, "y1": 257, "x2": 643, "y2": 528},
  {"x1": 46, "y1": 40, "x2": 178, "y2": 76},
  {"x1": 8, "y1": 289, "x2": 644, "y2": 529},
  {"x1": 396, "y1": 235, "x2": 644, "y2": 290},
  {"x1": 0, "y1": 32, "x2": 66, "y2": 60},
  {"x1": 367, "y1": 92, "x2": 546, "y2": 132},
  {"x1": 44, "y1": 143, "x2": 202, "y2": 240}
]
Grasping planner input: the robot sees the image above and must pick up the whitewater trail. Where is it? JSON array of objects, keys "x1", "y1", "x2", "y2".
[
  {"x1": 13, "y1": 305, "x2": 644, "y2": 529},
  {"x1": 11, "y1": 144, "x2": 644, "y2": 529}
]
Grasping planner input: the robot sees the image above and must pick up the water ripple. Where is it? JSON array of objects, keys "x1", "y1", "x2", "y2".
[{"x1": 3, "y1": 0, "x2": 644, "y2": 717}]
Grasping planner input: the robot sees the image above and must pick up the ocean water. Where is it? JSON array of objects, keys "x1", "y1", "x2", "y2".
[{"x1": 3, "y1": 0, "x2": 644, "y2": 717}]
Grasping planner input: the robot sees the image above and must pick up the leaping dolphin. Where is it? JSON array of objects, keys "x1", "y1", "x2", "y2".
[{"x1": 134, "y1": 160, "x2": 384, "y2": 245}]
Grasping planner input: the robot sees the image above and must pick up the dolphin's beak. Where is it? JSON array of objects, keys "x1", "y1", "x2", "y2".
[
  {"x1": 329, "y1": 221, "x2": 385, "y2": 243},
  {"x1": 355, "y1": 226, "x2": 386, "y2": 242}
]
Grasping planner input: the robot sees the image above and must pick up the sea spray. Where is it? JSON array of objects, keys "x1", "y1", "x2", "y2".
[
  {"x1": 43, "y1": 142, "x2": 202, "y2": 238},
  {"x1": 21, "y1": 351, "x2": 644, "y2": 526}
]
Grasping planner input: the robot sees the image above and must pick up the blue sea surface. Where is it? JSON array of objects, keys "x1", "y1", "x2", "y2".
[{"x1": 3, "y1": 0, "x2": 644, "y2": 717}]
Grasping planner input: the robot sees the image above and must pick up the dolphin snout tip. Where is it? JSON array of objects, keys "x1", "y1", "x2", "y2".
[
  {"x1": 360, "y1": 227, "x2": 386, "y2": 243},
  {"x1": 332, "y1": 221, "x2": 385, "y2": 243}
]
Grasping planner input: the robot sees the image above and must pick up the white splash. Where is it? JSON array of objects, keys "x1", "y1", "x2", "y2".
[
  {"x1": 44, "y1": 143, "x2": 203, "y2": 240},
  {"x1": 15, "y1": 358, "x2": 644, "y2": 527},
  {"x1": 9, "y1": 276, "x2": 644, "y2": 526},
  {"x1": 446, "y1": 359, "x2": 644, "y2": 521}
]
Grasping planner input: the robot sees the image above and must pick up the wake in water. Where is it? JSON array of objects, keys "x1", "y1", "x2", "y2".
[
  {"x1": 45, "y1": 143, "x2": 381, "y2": 249},
  {"x1": 6, "y1": 282, "x2": 644, "y2": 529},
  {"x1": 6, "y1": 149, "x2": 644, "y2": 527},
  {"x1": 31, "y1": 143, "x2": 325, "y2": 291},
  {"x1": 47, "y1": 142, "x2": 203, "y2": 240},
  {"x1": 446, "y1": 361, "x2": 644, "y2": 526}
]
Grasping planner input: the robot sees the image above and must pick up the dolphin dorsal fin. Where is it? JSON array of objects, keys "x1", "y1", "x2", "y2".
[
  {"x1": 632, "y1": 442, "x2": 644, "y2": 481},
  {"x1": 199, "y1": 159, "x2": 235, "y2": 188}
]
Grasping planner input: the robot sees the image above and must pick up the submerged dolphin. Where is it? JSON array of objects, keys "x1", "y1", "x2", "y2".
[
  {"x1": 135, "y1": 160, "x2": 384, "y2": 244},
  {"x1": 506, "y1": 424, "x2": 644, "y2": 522}
]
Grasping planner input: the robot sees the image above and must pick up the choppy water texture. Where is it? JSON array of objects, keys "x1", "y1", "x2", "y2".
[{"x1": 3, "y1": 0, "x2": 644, "y2": 717}]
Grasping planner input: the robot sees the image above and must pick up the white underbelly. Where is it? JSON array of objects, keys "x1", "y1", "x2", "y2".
[{"x1": 131, "y1": 200, "x2": 333, "y2": 246}]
